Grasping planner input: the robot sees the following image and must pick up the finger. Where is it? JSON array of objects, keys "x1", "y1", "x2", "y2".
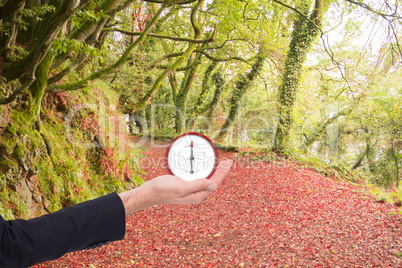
[
  {"x1": 209, "y1": 158, "x2": 233, "y2": 187},
  {"x1": 175, "y1": 159, "x2": 232, "y2": 204},
  {"x1": 180, "y1": 178, "x2": 213, "y2": 197},
  {"x1": 179, "y1": 190, "x2": 211, "y2": 204}
]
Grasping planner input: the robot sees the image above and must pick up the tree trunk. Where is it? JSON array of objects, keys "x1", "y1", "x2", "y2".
[
  {"x1": 206, "y1": 68, "x2": 226, "y2": 126},
  {"x1": 29, "y1": 50, "x2": 57, "y2": 163},
  {"x1": 352, "y1": 143, "x2": 369, "y2": 170},
  {"x1": 391, "y1": 137, "x2": 400, "y2": 189},
  {"x1": 194, "y1": 61, "x2": 218, "y2": 111},
  {"x1": 273, "y1": 0, "x2": 325, "y2": 153},
  {"x1": 174, "y1": 53, "x2": 202, "y2": 133},
  {"x1": 29, "y1": 53, "x2": 54, "y2": 120},
  {"x1": 217, "y1": 55, "x2": 265, "y2": 140},
  {"x1": 183, "y1": 61, "x2": 216, "y2": 131},
  {"x1": 173, "y1": 0, "x2": 205, "y2": 134}
]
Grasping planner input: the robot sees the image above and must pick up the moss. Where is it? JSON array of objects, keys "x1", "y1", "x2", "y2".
[
  {"x1": 0, "y1": 158, "x2": 17, "y2": 172},
  {"x1": 29, "y1": 53, "x2": 55, "y2": 120},
  {"x1": 0, "y1": 189, "x2": 16, "y2": 220},
  {"x1": 5, "y1": 112, "x2": 34, "y2": 136},
  {"x1": 1, "y1": 81, "x2": 144, "y2": 218},
  {"x1": 11, "y1": 194, "x2": 29, "y2": 218},
  {"x1": 207, "y1": 68, "x2": 226, "y2": 123},
  {"x1": 0, "y1": 185, "x2": 29, "y2": 219},
  {"x1": 13, "y1": 144, "x2": 26, "y2": 159},
  {"x1": 0, "y1": 137, "x2": 14, "y2": 155},
  {"x1": 4, "y1": 122, "x2": 18, "y2": 136},
  {"x1": 192, "y1": 61, "x2": 217, "y2": 115}
]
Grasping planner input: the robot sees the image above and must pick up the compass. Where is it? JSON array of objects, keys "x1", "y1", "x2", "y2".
[{"x1": 166, "y1": 132, "x2": 218, "y2": 181}]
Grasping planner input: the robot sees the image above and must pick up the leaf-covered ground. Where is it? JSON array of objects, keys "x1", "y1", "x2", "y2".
[{"x1": 36, "y1": 140, "x2": 402, "y2": 267}]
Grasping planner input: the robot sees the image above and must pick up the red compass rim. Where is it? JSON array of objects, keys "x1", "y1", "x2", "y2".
[{"x1": 166, "y1": 132, "x2": 219, "y2": 180}]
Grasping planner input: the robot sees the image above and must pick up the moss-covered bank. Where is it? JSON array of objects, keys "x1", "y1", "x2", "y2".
[{"x1": 0, "y1": 83, "x2": 143, "y2": 220}]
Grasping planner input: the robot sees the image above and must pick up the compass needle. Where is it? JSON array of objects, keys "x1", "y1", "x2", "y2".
[{"x1": 189, "y1": 141, "x2": 195, "y2": 174}]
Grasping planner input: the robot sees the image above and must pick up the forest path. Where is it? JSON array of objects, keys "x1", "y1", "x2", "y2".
[{"x1": 38, "y1": 139, "x2": 402, "y2": 267}]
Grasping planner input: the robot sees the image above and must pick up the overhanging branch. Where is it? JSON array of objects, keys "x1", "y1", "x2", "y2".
[
  {"x1": 0, "y1": 78, "x2": 35, "y2": 105},
  {"x1": 0, "y1": 0, "x2": 78, "y2": 105},
  {"x1": 154, "y1": 58, "x2": 201, "y2": 71},
  {"x1": 144, "y1": 0, "x2": 197, "y2": 4},
  {"x1": 103, "y1": 27, "x2": 215, "y2": 44},
  {"x1": 203, "y1": 38, "x2": 256, "y2": 51},
  {"x1": 47, "y1": 2, "x2": 168, "y2": 93},
  {"x1": 346, "y1": 0, "x2": 402, "y2": 58},
  {"x1": 346, "y1": 0, "x2": 402, "y2": 19},
  {"x1": 196, "y1": 50, "x2": 251, "y2": 65},
  {"x1": 152, "y1": 52, "x2": 184, "y2": 65}
]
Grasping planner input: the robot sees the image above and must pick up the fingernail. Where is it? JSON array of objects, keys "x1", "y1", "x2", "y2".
[{"x1": 208, "y1": 183, "x2": 217, "y2": 191}]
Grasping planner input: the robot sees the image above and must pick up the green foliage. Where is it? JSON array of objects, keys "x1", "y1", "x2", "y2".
[
  {"x1": 73, "y1": 9, "x2": 107, "y2": 25},
  {"x1": 22, "y1": 4, "x2": 56, "y2": 20},
  {"x1": 365, "y1": 184, "x2": 402, "y2": 207},
  {"x1": 397, "y1": 186, "x2": 402, "y2": 204},
  {"x1": 51, "y1": 39, "x2": 104, "y2": 60},
  {"x1": 294, "y1": 153, "x2": 362, "y2": 184}
]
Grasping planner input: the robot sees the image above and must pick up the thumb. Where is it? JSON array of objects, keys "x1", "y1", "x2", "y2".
[{"x1": 182, "y1": 178, "x2": 217, "y2": 195}]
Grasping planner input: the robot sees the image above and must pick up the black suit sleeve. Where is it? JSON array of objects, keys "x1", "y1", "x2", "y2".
[{"x1": 0, "y1": 192, "x2": 126, "y2": 268}]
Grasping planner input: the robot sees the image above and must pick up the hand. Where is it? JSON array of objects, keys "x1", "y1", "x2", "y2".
[{"x1": 119, "y1": 158, "x2": 233, "y2": 216}]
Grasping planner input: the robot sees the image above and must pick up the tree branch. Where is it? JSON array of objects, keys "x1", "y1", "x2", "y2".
[
  {"x1": 47, "y1": 2, "x2": 169, "y2": 93},
  {"x1": 0, "y1": 0, "x2": 25, "y2": 20},
  {"x1": 48, "y1": 17, "x2": 109, "y2": 85},
  {"x1": 190, "y1": 0, "x2": 203, "y2": 36},
  {"x1": 1, "y1": 0, "x2": 79, "y2": 81},
  {"x1": 0, "y1": 0, "x2": 79, "y2": 105},
  {"x1": 203, "y1": 38, "x2": 256, "y2": 51},
  {"x1": 153, "y1": 59, "x2": 201, "y2": 71},
  {"x1": 27, "y1": 0, "x2": 79, "y2": 79},
  {"x1": 174, "y1": 0, "x2": 198, "y2": 4},
  {"x1": 346, "y1": 0, "x2": 402, "y2": 58},
  {"x1": 151, "y1": 52, "x2": 185, "y2": 65},
  {"x1": 103, "y1": 27, "x2": 215, "y2": 44},
  {"x1": 106, "y1": 0, "x2": 135, "y2": 16},
  {"x1": 144, "y1": 0, "x2": 197, "y2": 4},
  {"x1": 51, "y1": 0, "x2": 125, "y2": 69},
  {"x1": 195, "y1": 50, "x2": 251, "y2": 65},
  {"x1": 126, "y1": 42, "x2": 199, "y2": 113},
  {"x1": 0, "y1": 78, "x2": 35, "y2": 105},
  {"x1": 346, "y1": 0, "x2": 402, "y2": 19},
  {"x1": 304, "y1": 107, "x2": 354, "y2": 149}
]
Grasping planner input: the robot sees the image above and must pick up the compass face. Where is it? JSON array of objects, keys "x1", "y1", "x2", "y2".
[{"x1": 167, "y1": 132, "x2": 218, "y2": 181}]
